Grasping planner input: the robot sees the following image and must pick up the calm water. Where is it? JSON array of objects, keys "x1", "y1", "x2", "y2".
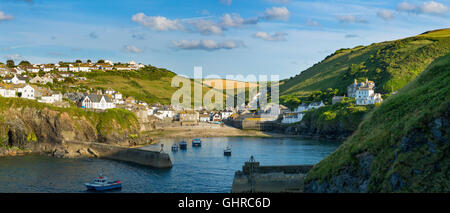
[{"x1": 0, "y1": 137, "x2": 340, "y2": 193}]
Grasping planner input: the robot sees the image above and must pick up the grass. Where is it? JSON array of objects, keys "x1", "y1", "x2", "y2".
[
  {"x1": 304, "y1": 53, "x2": 450, "y2": 192},
  {"x1": 280, "y1": 28, "x2": 450, "y2": 99}
]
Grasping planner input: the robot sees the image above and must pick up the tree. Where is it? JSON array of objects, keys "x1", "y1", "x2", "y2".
[
  {"x1": 97, "y1": 59, "x2": 105, "y2": 63},
  {"x1": 6, "y1": 60, "x2": 14, "y2": 68},
  {"x1": 18, "y1": 61, "x2": 31, "y2": 66},
  {"x1": 87, "y1": 59, "x2": 92, "y2": 63},
  {"x1": 75, "y1": 60, "x2": 82, "y2": 63}
]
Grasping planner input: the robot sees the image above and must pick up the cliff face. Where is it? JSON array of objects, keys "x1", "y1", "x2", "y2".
[
  {"x1": 304, "y1": 54, "x2": 450, "y2": 193},
  {"x1": 0, "y1": 100, "x2": 142, "y2": 153}
]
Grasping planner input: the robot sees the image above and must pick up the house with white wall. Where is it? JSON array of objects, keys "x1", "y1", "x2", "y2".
[
  {"x1": 81, "y1": 94, "x2": 116, "y2": 110},
  {"x1": 17, "y1": 84, "x2": 35, "y2": 99}
]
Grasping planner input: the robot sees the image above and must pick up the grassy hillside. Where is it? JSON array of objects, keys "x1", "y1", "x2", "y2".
[
  {"x1": 280, "y1": 29, "x2": 450, "y2": 100},
  {"x1": 304, "y1": 53, "x2": 450, "y2": 192}
]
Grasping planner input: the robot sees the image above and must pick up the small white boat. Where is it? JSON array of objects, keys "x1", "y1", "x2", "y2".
[
  {"x1": 85, "y1": 174, "x2": 122, "y2": 191},
  {"x1": 192, "y1": 138, "x2": 202, "y2": 147},
  {"x1": 224, "y1": 146, "x2": 232, "y2": 156},
  {"x1": 171, "y1": 144, "x2": 179, "y2": 151}
]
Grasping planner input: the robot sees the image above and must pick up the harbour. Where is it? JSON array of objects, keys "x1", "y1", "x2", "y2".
[{"x1": 0, "y1": 137, "x2": 340, "y2": 193}]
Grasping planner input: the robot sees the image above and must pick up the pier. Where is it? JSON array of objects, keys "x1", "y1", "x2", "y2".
[
  {"x1": 231, "y1": 156, "x2": 313, "y2": 193},
  {"x1": 66, "y1": 141, "x2": 172, "y2": 168}
]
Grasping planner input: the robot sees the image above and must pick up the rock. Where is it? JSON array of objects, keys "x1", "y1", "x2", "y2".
[{"x1": 87, "y1": 148, "x2": 99, "y2": 158}]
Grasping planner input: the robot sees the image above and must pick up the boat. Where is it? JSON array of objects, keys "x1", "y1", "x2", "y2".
[
  {"x1": 171, "y1": 143, "x2": 179, "y2": 151},
  {"x1": 85, "y1": 174, "x2": 122, "y2": 191},
  {"x1": 224, "y1": 146, "x2": 232, "y2": 156},
  {"x1": 179, "y1": 140, "x2": 187, "y2": 150},
  {"x1": 192, "y1": 138, "x2": 202, "y2": 147}
]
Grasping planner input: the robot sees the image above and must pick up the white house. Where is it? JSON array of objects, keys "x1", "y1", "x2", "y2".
[
  {"x1": 281, "y1": 112, "x2": 305, "y2": 124},
  {"x1": 58, "y1": 66, "x2": 69, "y2": 72},
  {"x1": 27, "y1": 66, "x2": 40, "y2": 73},
  {"x1": 81, "y1": 94, "x2": 116, "y2": 110},
  {"x1": 0, "y1": 87, "x2": 16, "y2": 98},
  {"x1": 17, "y1": 84, "x2": 35, "y2": 99},
  {"x1": 295, "y1": 101, "x2": 325, "y2": 113},
  {"x1": 39, "y1": 93, "x2": 62, "y2": 104},
  {"x1": 221, "y1": 110, "x2": 233, "y2": 120},
  {"x1": 154, "y1": 109, "x2": 174, "y2": 120},
  {"x1": 355, "y1": 88, "x2": 383, "y2": 105},
  {"x1": 199, "y1": 114, "x2": 210, "y2": 122},
  {"x1": 3, "y1": 75, "x2": 27, "y2": 84}
]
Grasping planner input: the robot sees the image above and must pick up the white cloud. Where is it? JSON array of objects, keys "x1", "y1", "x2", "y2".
[
  {"x1": 131, "y1": 13, "x2": 184, "y2": 31},
  {"x1": 252, "y1": 32, "x2": 287, "y2": 41},
  {"x1": 220, "y1": 13, "x2": 245, "y2": 28},
  {"x1": 397, "y1": 1, "x2": 417, "y2": 12},
  {"x1": 124, "y1": 45, "x2": 143, "y2": 53},
  {"x1": 219, "y1": 0, "x2": 232, "y2": 6},
  {"x1": 172, "y1": 39, "x2": 244, "y2": 51},
  {"x1": 187, "y1": 19, "x2": 223, "y2": 35},
  {"x1": 336, "y1": 15, "x2": 367, "y2": 23},
  {"x1": 397, "y1": 1, "x2": 449, "y2": 15},
  {"x1": 420, "y1": 1, "x2": 448, "y2": 15},
  {"x1": 377, "y1": 9, "x2": 395, "y2": 21},
  {"x1": 0, "y1": 11, "x2": 13, "y2": 21},
  {"x1": 262, "y1": 7, "x2": 290, "y2": 21}
]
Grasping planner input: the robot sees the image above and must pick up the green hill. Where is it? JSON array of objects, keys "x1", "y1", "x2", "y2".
[
  {"x1": 304, "y1": 53, "x2": 450, "y2": 192},
  {"x1": 280, "y1": 28, "x2": 450, "y2": 99}
]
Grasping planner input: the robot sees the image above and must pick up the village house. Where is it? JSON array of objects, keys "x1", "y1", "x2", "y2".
[
  {"x1": 295, "y1": 101, "x2": 325, "y2": 113},
  {"x1": 0, "y1": 86, "x2": 16, "y2": 98},
  {"x1": 17, "y1": 84, "x2": 35, "y2": 99},
  {"x1": 38, "y1": 89, "x2": 63, "y2": 104},
  {"x1": 42, "y1": 64, "x2": 56, "y2": 72},
  {"x1": 79, "y1": 64, "x2": 91, "y2": 72},
  {"x1": 81, "y1": 94, "x2": 116, "y2": 110},
  {"x1": 114, "y1": 64, "x2": 130, "y2": 71},
  {"x1": 179, "y1": 110, "x2": 199, "y2": 125},
  {"x1": 281, "y1": 112, "x2": 305, "y2": 124},
  {"x1": 26, "y1": 65, "x2": 40, "y2": 73},
  {"x1": 355, "y1": 88, "x2": 383, "y2": 105},
  {"x1": 2, "y1": 75, "x2": 27, "y2": 84},
  {"x1": 58, "y1": 66, "x2": 69, "y2": 72},
  {"x1": 347, "y1": 78, "x2": 383, "y2": 105},
  {"x1": 347, "y1": 78, "x2": 375, "y2": 98},
  {"x1": 29, "y1": 76, "x2": 43, "y2": 84},
  {"x1": 199, "y1": 114, "x2": 210, "y2": 122},
  {"x1": 220, "y1": 110, "x2": 234, "y2": 120}
]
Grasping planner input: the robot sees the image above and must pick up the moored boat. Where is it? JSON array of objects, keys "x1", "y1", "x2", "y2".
[
  {"x1": 224, "y1": 146, "x2": 232, "y2": 156},
  {"x1": 85, "y1": 174, "x2": 122, "y2": 191},
  {"x1": 192, "y1": 138, "x2": 202, "y2": 147},
  {"x1": 171, "y1": 143, "x2": 179, "y2": 151},
  {"x1": 179, "y1": 140, "x2": 187, "y2": 150}
]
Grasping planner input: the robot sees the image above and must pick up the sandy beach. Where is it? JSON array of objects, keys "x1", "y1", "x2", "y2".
[{"x1": 143, "y1": 123, "x2": 290, "y2": 142}]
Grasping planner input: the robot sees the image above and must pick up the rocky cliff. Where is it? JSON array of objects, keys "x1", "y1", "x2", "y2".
[
  {"x1": 304, "y1": 54, "x2": 450, "y2": 192},
  {"x1": 0, "y1": 98, "x2": 143, "y2": 157}
]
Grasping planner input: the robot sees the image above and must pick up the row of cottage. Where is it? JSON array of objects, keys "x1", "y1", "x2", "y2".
[{"x1": 0, "y1": 60, "x2": 145, "y2": 73}]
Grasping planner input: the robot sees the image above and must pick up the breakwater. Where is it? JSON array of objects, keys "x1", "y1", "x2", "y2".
[
  {"x1": 65, "y1": 141, "x2": 172, "y2": 168},
  {"x1": 231, "y1": 157, "x2": 314, "y2": 193}
]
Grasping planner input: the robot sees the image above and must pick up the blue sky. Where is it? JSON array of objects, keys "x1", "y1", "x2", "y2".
[{"x1": 0, "y1": 0, "x2": 449, "y2": 79}]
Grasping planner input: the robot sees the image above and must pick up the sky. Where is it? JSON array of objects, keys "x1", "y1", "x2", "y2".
[{"x1": 0, "y1": 0, "x2": 449, "y2": 80}]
